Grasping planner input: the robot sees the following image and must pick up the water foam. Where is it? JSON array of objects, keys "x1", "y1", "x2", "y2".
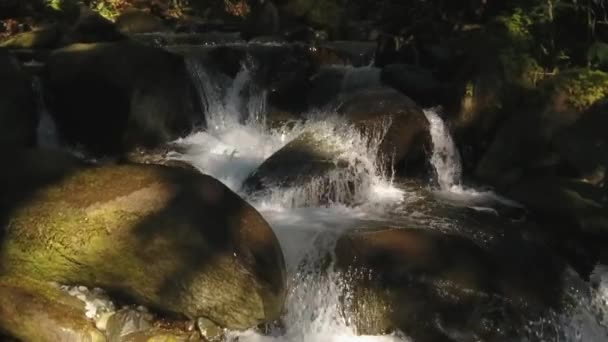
[{"x1": 171, "y1": 57, "x2": 409, "y2": 342}]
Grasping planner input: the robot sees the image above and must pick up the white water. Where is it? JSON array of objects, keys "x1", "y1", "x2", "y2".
[
  {"x1": 170, "y1": 59, "x2": 409, "y2": 342},
  {"x1": 169, "y1": 58, "x2": 608, "y2": 342}
]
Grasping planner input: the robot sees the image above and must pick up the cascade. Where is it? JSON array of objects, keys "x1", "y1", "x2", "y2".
[{"x1": 168, "y1": 48, "x2": 608, "y2": 342}]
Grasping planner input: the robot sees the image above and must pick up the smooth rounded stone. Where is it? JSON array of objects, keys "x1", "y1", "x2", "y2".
[
  {"x1": 45, "y1": 41, "x2": 202, "y2": 156},
  {"x1": 0, "y1": 276, "x2": 105, "y2": 342},
  {"x1": 0, "y1": 24, "x2": 62, "y2": 49},
  {"x1": 0, "y1": 48, "x2": 38, "y2": 149},
  {"x1": 337, "y1": 87, "x2": 430, "y2": 174},
  {"x1": 335, "y1": 228, "x2": 568, "y2": 341},
  {"x1": 243, "y1": 131, "x2": 372, "y2": 206},
  {"x1": 0, "y1": 155, "x2": 286, "y2": 330},
  {"x1": 115, "y1": 10, "x2": 167, "y2": 34},
  {"x1": 508, "y1": 177, "x2": 608, "y2": 235}
]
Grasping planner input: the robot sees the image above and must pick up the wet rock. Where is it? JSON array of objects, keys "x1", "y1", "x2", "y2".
[
  {"x1": 0, "y1": 157, "x2": 286, "y2": 330},
  {"x1": 0, "y1": 276, "x2": 105, "y2": 342},
  {"x1": 243, "y1": 130, "x2": 373, "y2": 206},
  {"x1": 313, "y1": 41, "x2": 377, "y2": 67},
  {"x1": 0, "y1": 24, "x2": 62, "y2": 49},
  {"x1": 335, "y1": 227, "x2": 568, "y2": 341},
  {"x1": 337, "y1": 87, "x2": 430, "y2": 175},
  {"x1": 508, "y1": 177, "x2": 608, "y2": 235},
  {"x1": 115, "y1": 10, "x2": 167, "y2": 35},
  {"x1": 243, "y1": 0, "x2": 280, "y2": 40},
  {"x1": 45, "y1": 41, "x2": 202, "y2": 156},
  {"x1": 0, "y1": 48, "x2": 37, "y2": 149}
]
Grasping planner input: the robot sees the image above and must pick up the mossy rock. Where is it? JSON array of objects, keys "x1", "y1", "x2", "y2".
[
  {"x1": 0, "y1": 24, "x2": 62, "y2": 49},
  {"x1": 541, "y1": 68, "x2": 608, "y2": 111},
  {"x1": 0, "y1": 154, "x2": 286, "y2": 330},
  {"x1": 0, "y1": 275, "x2": 105, "y2": 342},
  {"x1": 115, "y1": 10, "x2": 168, "y2": 35}
]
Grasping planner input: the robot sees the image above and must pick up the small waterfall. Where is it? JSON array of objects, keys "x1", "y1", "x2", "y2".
[
  {"x1": 33, "y1": 77, "x2": 61, "y2": 149},
  {"x1": 423, "y1": 108, "x2": 463, "y2": 191}
]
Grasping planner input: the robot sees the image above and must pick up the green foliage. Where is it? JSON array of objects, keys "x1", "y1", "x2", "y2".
[
  {"x1": 495, "y1": 8, "x2": 534, "y2": 46},
  {"x1": 547, "y1": 68, "x2": 608, "y2": 110}
]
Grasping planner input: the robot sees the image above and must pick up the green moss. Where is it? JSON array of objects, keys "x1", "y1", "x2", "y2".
[
  {"x1": 494, "y1": 8, "x2": 534, "y2": 47},
  {"x1": 547, "y1": 69, "x2": 608, "y2": 110}
]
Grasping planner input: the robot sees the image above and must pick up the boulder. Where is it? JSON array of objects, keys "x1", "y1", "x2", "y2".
[
  {"x1": 0, "y1": 155, "x2": 286, "y2": 330},
  {"x1": 115, "y1": 10, "x2": 167, "y2": 35},
  {"x1": 475, "y1": 68, "x2": 608, "y2": 187},
  {"x1": 243, "y1": 131, "x2": 373, "y2": 206},
  {"x1": 0, "y1": 24, "x2": 62, "y2": 49},
  {"x1": 335, "y1": 227, "x2": 568, "y2": 341},
  {"x1": 0, "y1": 276, "x2": 105, "y2": 342},
  {"x1": 0, "y1": 48, "x2": 37, "y2": 149},
  {"x1": 337, "y1": 87, "x2": 430, "y2": 175},
  {"x1": 45, "y1": 41, "x2": 202, "y2": 156},
  {"x1": 508, "y1": 177, "x2": 608, "y2": 235}
]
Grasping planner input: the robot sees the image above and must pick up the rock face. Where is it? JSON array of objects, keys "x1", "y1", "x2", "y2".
[
  {"x1": 0, "y1": 154, "x2": 286, "y2": 330},
  {"x1": 335, "y1": 228, "x2": 567, "y2": 341},
  {"x1": 337, "y1": 87, "x2": 430, "y2": 174},
  {"x1": 0, "y1": 48, "x2": 37, "y2": 149},
  {"x1": 45, "y1": 41, "x2": 202, "y2": 156}
]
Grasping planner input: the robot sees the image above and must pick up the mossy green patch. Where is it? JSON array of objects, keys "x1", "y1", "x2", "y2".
[{"x1": 545, "y1": 68, "x2": 608, "y2": 110}]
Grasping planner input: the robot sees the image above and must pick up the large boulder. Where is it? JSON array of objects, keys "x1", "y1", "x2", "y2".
[
  {"x1": 508, "y1": 177, "x2": 608, "y2": 235},
  {"x1": 243, "y1": 130, "x2": 374, "y2": 206},
  {"x1": 0, "y1": 24, "x2": 62, "y2": 49},
  {"x1": 337, "y1": 87, "x2": 430, "y2": 175},
  {"x1": 335, "y1": 228, "x2": 569, "y2": 341},
  {"x1": 475, "y1": 69, "x2": 608, "y2": 188},
  {"x1": 45, "y1": 41, "x2": 202, "y2": 156},
  {"x1": 242, "y1": 0, "x2": 280, "y2": 40},
  {"x1": 0, "y1": 48, "x2": 37, "y2": 149},
  {"x1": 0, "y1": 152, "x2": 286, "y2": 330}
]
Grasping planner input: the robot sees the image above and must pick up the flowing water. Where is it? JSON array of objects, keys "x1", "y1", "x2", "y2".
[
  {"x1": 33, "y1": 42, "x2": 608, "y2": 341},
  {"x1": 166, "y1": 55, "x2": 608, "y2": 342}
]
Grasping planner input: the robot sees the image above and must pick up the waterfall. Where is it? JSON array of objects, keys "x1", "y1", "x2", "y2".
[
  {"x1": 33, "y1": 77, "x2": 61, "y2": 149},
  {"x1": 169, "y1": 50, "x2": 608, "y2": 342},
  {"x1": 423, "y1": 108, "x2": 463, "y2": 191}
]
